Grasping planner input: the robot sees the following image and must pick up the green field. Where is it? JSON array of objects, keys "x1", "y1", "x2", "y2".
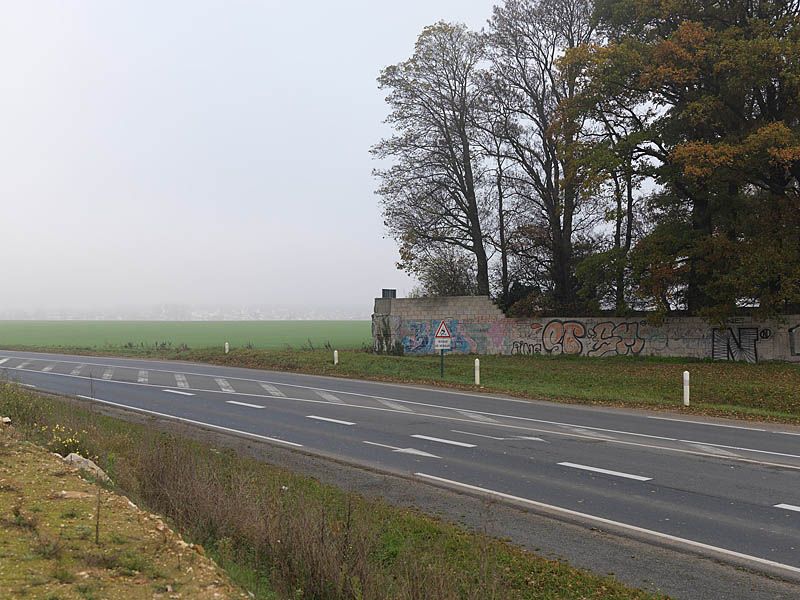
[{"x1": 0, "y1": 320, "x2": 371, "y2": 350}]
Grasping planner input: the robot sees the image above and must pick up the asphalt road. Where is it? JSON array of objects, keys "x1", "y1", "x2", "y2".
[{"x1": 2, "y1": 350, "x2": 799, "y2": 584}]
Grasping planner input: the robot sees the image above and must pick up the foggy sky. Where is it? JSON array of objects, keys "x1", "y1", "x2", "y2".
[{"x1": 0, "y1": 1, "x2": 493, "y2": 315}]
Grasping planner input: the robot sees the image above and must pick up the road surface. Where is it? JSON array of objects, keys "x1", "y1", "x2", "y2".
[{"x1": 2, "y1": 349, "x2": 799, "y2": 585}]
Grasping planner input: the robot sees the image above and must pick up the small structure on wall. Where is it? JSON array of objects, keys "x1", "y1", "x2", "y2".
[{"x1": 372, "y1": 295, "x2": 800, "y2": 364}]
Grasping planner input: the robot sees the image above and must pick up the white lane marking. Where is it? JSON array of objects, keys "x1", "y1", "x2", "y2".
[
  {"x1": 774, "y1": 503, "x2": 800, "y2": 513},
  {"x1": 175, "y1": 374, "x2": 189, "y2": 389},
  {"x1": 17, "y1": 362, "x2": 30, "y2": 369},
  {"x1": 457, "y1": 410, "x2": 498, "y2": 423},
  {"x1": 20, "y1": 383, "x2": 37, "y2": 388},
  {"x1": 42, "y1": 364, "x2": 55, "y2": 372},
  {"x1": 411, "y1": 434, "x2": 476, "y2": 448},
  {"x1": 679, "y1": 439, "x2": 800, "y2": 460},
  {"x1": 376, "y1": 398, "x2": 413, "y2": 412},
  {"x1": 648, "y1": 416, "x2": 767, "y2": 432},
  {"x1": 227, "y1": 400, "x2": 264, "y2": 409},
  {"x1": 12, "y1": 353, "x2": 798, "y2": 442},
  {"x1": 687, "y1": 443, "x2": 740, "y2": 458},
  {"x1": 316, "y1": 390, "x2": 344, "y2": 404},
  {"x1": 76, "y1": 395, "x2": 302, "y2": 447},
  {"x1": 260, "y1": 383, "x2": 285, "y2": 397},
  {"x1": 415, "y1": 473, "x2": 800, "y2": 577},
  {"x1": 558, "y1": 462, "x2": 652, "y2": 482},
  {"x1": 9, "y1": 361, "x2": 800, "y2": 471},
  {"x1": 163, "y1": 389, "x2": 194, "y2": 396},
  {"x1": 363, "y1": 440, "x2": 439, "y2": 458},
  {"x1": 0, "y1": 358, "x2": 9, "y2": 365},
  {"x1": 102, "y1": 368, "x2": 114, "y2": 380},
  {"x1": 215, "y1": 378, "x2": 235, "y2": 393},
  {"x1": 71, "y1": 364, "x2": 84, "y2": 375},
  {"x1": 566, "y1": 427, "x2": 620, "y2": 441},
  {"x1": 138, "y1": 370, "x2": 148, "y2": 383},
  {"x1": 452, "y1": 430, "x2": 507, "y2": 440},
  {"x1": 307, "y1": 415, "x2": 355, "y2": 426}
]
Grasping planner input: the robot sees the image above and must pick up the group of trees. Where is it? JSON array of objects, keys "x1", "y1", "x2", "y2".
[{"x1": 373, "y1": 0, "x2": 800, "y2": 320}]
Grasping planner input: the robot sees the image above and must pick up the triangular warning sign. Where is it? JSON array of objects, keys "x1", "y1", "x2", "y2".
[{"x1": 434, "y1": 320, "x2": 451, "y2": 338}]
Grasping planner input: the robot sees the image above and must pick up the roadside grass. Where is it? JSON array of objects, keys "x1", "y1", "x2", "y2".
[
  {"x1": 0, "y1": 412, "x2": 246, "y2": 599},
  {"x1": 0, "y1": 384, "x2": 664, "y2": 600},
  {"x1": 0, "y1": 320, "x2": 371, "y2": 350},
  {"x1": 9, "y1": 342, "x2": 798, "y2": 423}
]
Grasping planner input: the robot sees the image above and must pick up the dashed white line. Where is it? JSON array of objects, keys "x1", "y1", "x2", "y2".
[
  {"x1": 163, "y1": 389, "x2": 194, "y2": 396},
  {"x1": 774, "y1": 503, "x2": 800, "y2": 513},
  {"x1": 376, "y1": 398, "x2": 413, "y2": 412},
  {"x1": 316, "y1": 390, "x2": 344, "y2": 404},
  {"x1": 102, "y1": 368, "x2": 114, "y2": 380},
  {"x1": 260, "y1": 383, "x2": 286, "y2": 397},
  {"x1": 451, "y1": 430, "x2": 508, "y2": 440},
  {"x1": 411, "y1": 434, "x2": 476, "y2": 448},
  {"x1": 76, "y1": 395, "x2": 302, "y2": 448},
  {"x1": 558, "y1": 462, "x2": 652, "y2": 482},
  {"x1": 414, "y1": 473, "x2": 800, "y2": 578},
  {"x1": 215, "y1": 378, "x2": 235, "y2": 393},
  {"x1": 226, "y1": 400, "x2": 264, "y2": 409},
  {"x1": 138, "y1": 370, "x2": 148, "y2": 383},
  {"x1": 307, "y1": 415, "x2": 355, "y2": 426},
  {"x1": 175, "y1": 374, "x2": 189, "y2": 389},
  {"x1": 42, "y1": 364, "x2": 55, "y2": 372},
  {"x1": 363, "y1": 440, "x2": 439, "y2": 458}
]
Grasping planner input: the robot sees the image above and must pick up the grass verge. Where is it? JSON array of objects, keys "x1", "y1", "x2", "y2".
[
  {"x1": 4, "y1": 343, "x2": 800, "y2": 423},
  {"x1": 0, "y1": 383, "x2": 664, "y2": 600},
  {"x1": 0, "y1": 420, "x2": 246, "y2": 598}
]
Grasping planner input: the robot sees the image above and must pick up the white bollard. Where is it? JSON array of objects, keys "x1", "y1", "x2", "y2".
[
  {"x1": 224, "y1": 342, "x2": 230, "y2": 355},
  {"x1": 683, "y1": 370, "x2": 690, "y2": 406},
  {"x1": 334, "y1": 350, "x2": 339, "y2": 366},
  {"x1": 474, "y1": 358, "x2": 480, "y2": 386}
]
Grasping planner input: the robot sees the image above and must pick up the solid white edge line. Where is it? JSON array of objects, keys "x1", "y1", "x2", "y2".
[
  {"x1": 648, "y1": 416, "x2": 767, "y2": 432},
  {"x1": 75, "y1": 395, "x2": 303, "y2": 447},
  {"x1": 8, "y1": 363, "x2": 800, "y2": 471},
  {"x1": 226, "y1": 400, "x2": 265, "y2": 409},
  {"x1": 414, "y1": 473, "x2": 800, "y2": 577},
  {"x1": 306, "y1": 415, "x2": 355, "y2": 426},
  {"x1": 774, "y1": 503, "x2": 800, "y2": 513},
  {"x1": 411, "y1": 434, "x2": 476, "y2": 448},
  {"x1": 162, "y1": 389, "x2": 195, "y2": 396},
  {"x1": 558, "y1": 462, "x2": 652, "y2": 482}
]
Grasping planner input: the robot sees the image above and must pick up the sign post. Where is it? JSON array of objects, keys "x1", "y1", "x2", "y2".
[{"x1": 434, "y1": 320, "x2": 452, "y2": 378}]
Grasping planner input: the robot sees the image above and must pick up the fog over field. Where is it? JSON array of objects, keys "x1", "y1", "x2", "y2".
[{"x1": 0, "y1": 1, "x2": 492, "y2": 318}]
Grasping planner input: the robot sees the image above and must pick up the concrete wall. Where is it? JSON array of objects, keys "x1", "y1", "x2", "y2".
[{"x1": 372, "y1": 296, "x2": 800, "y2": 363}]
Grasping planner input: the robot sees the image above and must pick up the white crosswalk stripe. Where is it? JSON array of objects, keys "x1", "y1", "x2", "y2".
[
  {"x1": 315, "y1": 390, "x2": 344, "y2": 404},
  {"x1": 259, "y1": 383, "x2": 286, "y2": 397},
  {"x1": 215, "y1": 378, "x2": 235, "y2": 393}
]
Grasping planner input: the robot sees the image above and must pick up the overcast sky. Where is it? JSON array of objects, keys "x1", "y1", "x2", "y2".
[{"x1": 0, "y1": 1, "x2": 493, "y2": 315}]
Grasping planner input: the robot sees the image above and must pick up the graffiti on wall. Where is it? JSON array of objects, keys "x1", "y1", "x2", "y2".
[
  {"x1": 511, "y1": 320, "x2": 649, "y2": 357},
  {"x1": 401, "y1": 320, "x2": 477, "y2": 354},
  {"x1": 790, "y1": 325, "x2": 800, "y2": 356},
  {"x1": 711, "y1": 327, "x2": 762, "y2": 363}
]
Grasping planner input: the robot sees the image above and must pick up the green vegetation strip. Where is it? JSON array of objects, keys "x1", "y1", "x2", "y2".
[
  {"x1": 0, "y1": 320, "x2": 372, "y2": 350},
  {"x1": 7, "y1": 342, "x2": 800, "y2": 423},
  {"x1": 0, "y1": 384, "x2": 663, "y2": 600}
]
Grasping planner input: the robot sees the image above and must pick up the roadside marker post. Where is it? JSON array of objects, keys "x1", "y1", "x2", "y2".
[
  {"x1": 434, "y1": 320, "x2": 453, "y2": 379},
  {"x1": 683, "y1": 370, "x2": 690, "y2": 406},
  {"x1": 334, "y1": 350, "x2": 339, "y2": 365},
  {"x1": 224, "y1": 342, "x2": 230, "y2": 354},
  {"x1": 474, "y1": 358, "x2": 480, "y2": 386}
]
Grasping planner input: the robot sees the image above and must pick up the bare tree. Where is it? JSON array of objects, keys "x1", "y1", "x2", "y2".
[
  {"x1": 486, "y1": 0, "x2": 598, "y2": 309},
  {"x1": 372, "y1": 22, "x2": 493, "y2": 295}
]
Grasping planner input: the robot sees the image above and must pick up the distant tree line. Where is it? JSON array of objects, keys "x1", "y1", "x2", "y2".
[{"x1": 372, "y1": 0, "x2": 800, "y2": 320}]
